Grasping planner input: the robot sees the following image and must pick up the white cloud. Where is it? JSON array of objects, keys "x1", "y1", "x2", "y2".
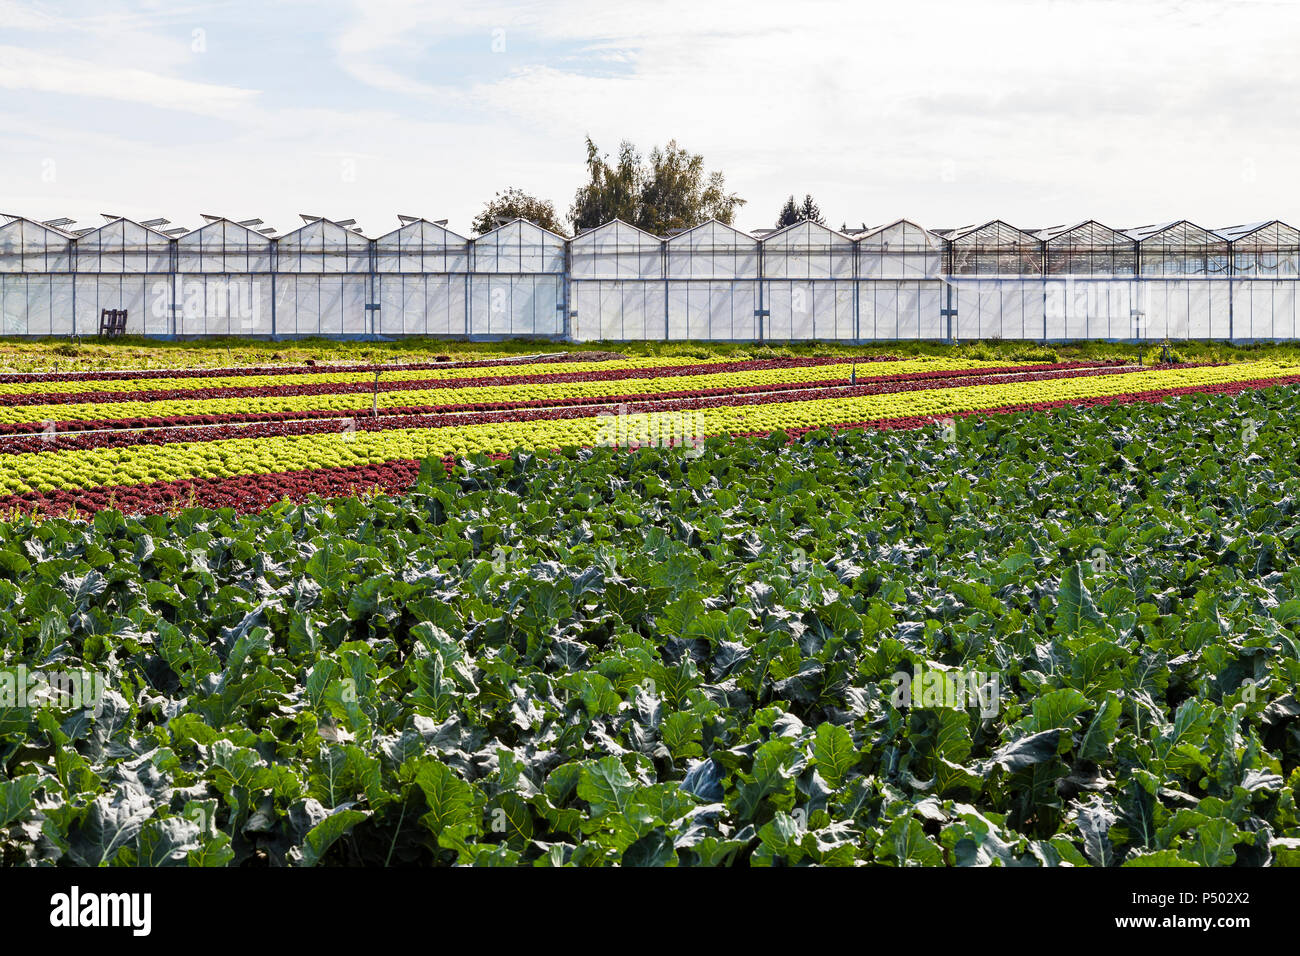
[{"x1": 0, "y1": 46, "x2": 259, "y2": 114}]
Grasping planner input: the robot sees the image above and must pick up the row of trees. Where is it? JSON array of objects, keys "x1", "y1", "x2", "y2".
[
  {"x1": 568, "y1": 137, "x2": 746, "y2": 235},
  {"x1": 470, "y1": 138, "x2": 833, "y2": 237},
  {"x1": 776, "y1": 194, "x2": 824, "y2": 228}
]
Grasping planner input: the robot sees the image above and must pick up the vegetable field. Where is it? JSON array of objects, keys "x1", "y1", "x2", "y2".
[
  {"x1": 4, "y1": 352, "x2": 1300, "y2": 516},
  {"x1": 2, "y1": 348, "x2": 1299, "y2": 866}
]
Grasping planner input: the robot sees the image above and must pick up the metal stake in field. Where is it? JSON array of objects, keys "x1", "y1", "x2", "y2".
[{"x1": 372, "y1": 370, "x2": 381, "y2": 417}]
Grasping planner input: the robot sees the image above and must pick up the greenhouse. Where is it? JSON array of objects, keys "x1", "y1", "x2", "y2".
[
  {"x1": 0, "y1": 218, "x2": 73, "y2": 336},
  {"x1": 856, "y1": 220, "x2": 946, "y2": 340},
  {"x1": 375, "y1": 219, "x2": 470, "y2": 336},
  {"x1": 0, "y1": 212, "x2": 1297, "y2": 341},
  {"x1": 942, "y1": 221, "x2": 1046, "y2": 340},
  {"x1": 61, "y1": 218, "x2": 171, "y2": 336},
  {"x1": 570, "y1": 220, "x2": 665, "y2": 341},
  {"x1": 173, "y1": 218, "x2": 275, "y2": 336},
  {"x1": 946, "y1": 220, "x2": 1044, "y2": 276},
  {"x1": 1130, "y1": 221, "x2": 1230, "y2": 276},
  {"x1": 469, "y1": 219, "x2": 566, "y2": 338},
  {"x1": 1041, "y1": 221, "x2": 1136, "y2": 276},
  {"x1": 1223, "y1": 220, "x2": 1300, "y2": 276},
  {"x1": 665, "y1": 219, "x2": 761, "y2": 341},
  {"x1": 757, "y1": 220, "x2": 856, "y2": 341},
  {"x1": 1218, "y1": 220, "x2": 1300, "y2": 339},
  {"x1": 1036, "y1": 221, "x2": 1140, "y2": 340}
]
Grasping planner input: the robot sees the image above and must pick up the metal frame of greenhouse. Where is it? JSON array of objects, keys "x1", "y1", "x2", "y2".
[{"x1": 1, "y1": 212, "x2": 1298, "y2": 341}]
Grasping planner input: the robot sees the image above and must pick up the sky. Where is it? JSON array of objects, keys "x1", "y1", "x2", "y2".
[{"x1": 1, "y1": 0, "x2": 1298, "y2": 238}]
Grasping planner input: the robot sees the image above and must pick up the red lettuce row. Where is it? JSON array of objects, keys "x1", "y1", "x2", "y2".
[
  {"x1": 0, "y1": 455, "x2": 524, "y2": 518},
  {"x1": 4, "y1": 355, "x2": 916, "y2": 407},
  {"x1": 1, "y1": 460, "x2": 427, "y2": 517},
  {"x1": 0, "y1": 363, "x2": 1155, "y2": 455}
]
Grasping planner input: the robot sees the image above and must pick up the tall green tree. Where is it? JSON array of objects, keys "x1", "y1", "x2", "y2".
[
  {"x1": 570, "y1": 137, "x2": 744, "y2": 235},
  {"x1": 776, "y1": 193, "x2": 825, "y2": 228},
  {"x1": 569, "y1": 138, "x2": 642, "y2": 232},
  {"x1": 471, "y1": 188, "x2": 564, "y2": 236},
  {"x1": 776, "y1": 195, "x2": 800, "y2": 229},
  {"x1": 799, "y1": 194, "x2": 825, "y2": 226}
]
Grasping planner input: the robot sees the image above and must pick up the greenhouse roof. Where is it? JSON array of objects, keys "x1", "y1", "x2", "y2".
[
  {"x1": 946, "y1": 220, "x2": 1042, "y2": 246},
  {"x1": 664, "y1": 218, "x2": 758, "y2": 244},
  {"x1": 176, "y1": 218, "x2": 274, "y2": 246},
  {"x1": 374, "y1": 218, "x2": 470, "y2": 244},
  {"x1": 276, "y1": 217, "x2": 374, "y2": 247},
  {"x1": 758, "y1": 219, "x2": 856, "y2": 243},
  {"x1": 1, "y1": 215, "x2": 68, "y2": 235},
  {"x1": 855, "y1": 219, "x2": 946, "y2": 248},
  {"x1": 77, "y1": 216, "x2": 175, "y2": 242},
  {"x1": 474, "y1": 217, "x2": 569, "y2": 243},
  {"x1": 1125, "y1": 220, "x2": 1227, "y2": 243},
  {"x1": 5, "y1": 213, "x2": 1299, "y2": 247},
  {"x1": 571, "y1": 218, "x2": 664, "y2": 244},
  {"x1": 1215, "y1": 220, "x2": 1300, "y2": 243},
  {"x1": 1036, "y1": 220, "x2": 1132, "y2": 244}
]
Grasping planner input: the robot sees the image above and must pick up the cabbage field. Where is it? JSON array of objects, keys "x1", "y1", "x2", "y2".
[{"x1": 1, "y1": 350, "x2": 1299, "y2": 866}]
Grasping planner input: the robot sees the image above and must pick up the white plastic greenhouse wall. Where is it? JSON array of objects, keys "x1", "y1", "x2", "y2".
[{"x1": 1, "y1": 214, "x2": 1297, "y2": 341}]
